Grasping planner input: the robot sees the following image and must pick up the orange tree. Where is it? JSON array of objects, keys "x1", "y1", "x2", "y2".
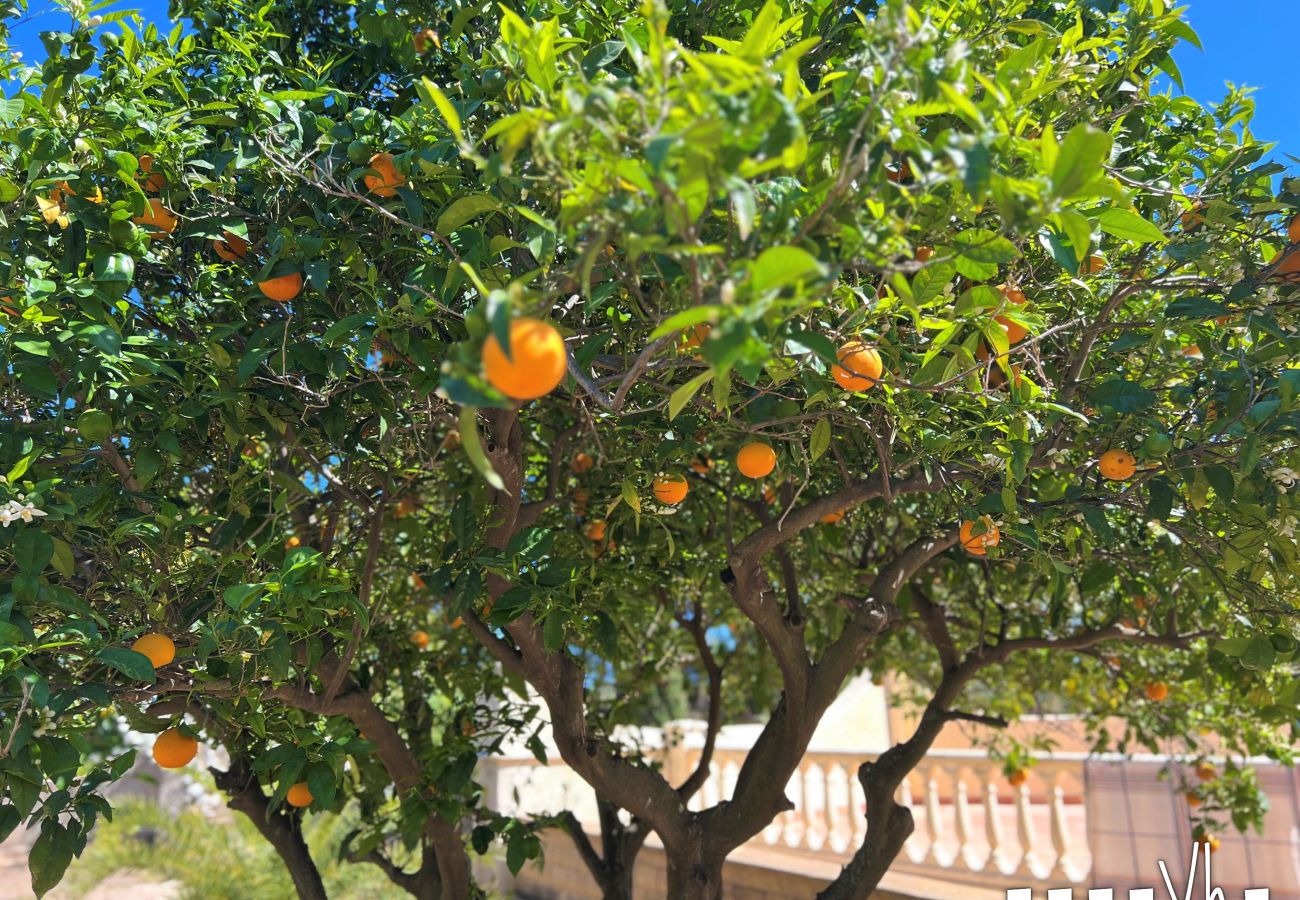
[{"x1": 3, "y1": 0, "x2": 1300, "y2": 898}]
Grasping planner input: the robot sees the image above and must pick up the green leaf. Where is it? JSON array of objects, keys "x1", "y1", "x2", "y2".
[
  {"x1": 1050, "y1": 125, "x2": 1112, "y2": 199},
  {"x1": 96, "y1": 648, "x2": 155, "y2": 682},
  {"x1": 1164, "y1": 297, "x2": 1228, "y2": 319},
  {"x1": 749, "y1": 246, "x2": 825, "y2": 293},
  {"x1": 649, "y1": 307, "x2": 720, "y2": 340},
  {"x1": 0, "y1": 806, "x2": 20, "y2": 845},
  {"x1": 1147, "y1": 478, "x2": 1174, "y2": 521},
  {"x1": 305, "y1": 761, "x2": 337, "y2": 809},
  {"x1": 1098, "y1": 207, "x2": 1166, "y2": 243},
  {"x1": 1241, "y1": 634, "x2": 1276, "y2": 671},
  {"x1": 809, "y1": 418, "x2": 830, "y2": 461},
  {"x1": 223, "y1": 583, "x2": 262, "y2": 611},
  {"x1": 459, "y1": 407, "x2": 504, "y2": 490},
  {"x1": 29, "y1": 821, "x2": 75, "y2": 898},
  {"x1": 49, "y1": 538, "x2": 75, "y2": 578},
  {"x1": 1091, "y1": 379, "x2": 1156, "y2": 413},
  {"x1": 13, "y1": 528, "x2": 54, "y2": 573},
  {"x1": 419, "y1": 78, "x2": 462, "y2": 139},
  {"x1": 436, "y1": 194, "x2": 501, "y2": 235},
  {"x1": 620, "y1": 478, "x2": 641, "y2": 514},
  {"x1": 953, "y1": 229, "x2": 1018, "y2": 280},
  {"x1": 668, "y1": 371, "x2": 712, "y2": 421},
  {"x1": 543, "y1": 611, "x2": 566, "y2": 651}
]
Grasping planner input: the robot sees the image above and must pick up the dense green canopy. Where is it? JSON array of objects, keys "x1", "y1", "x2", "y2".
[{"x1": 1, "y1": 0, "x2": 1298, "y2": 897}]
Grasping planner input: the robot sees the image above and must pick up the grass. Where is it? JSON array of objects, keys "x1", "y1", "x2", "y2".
[{"x1": 62, "y1": 800, "x2": 397, "y2": 900}]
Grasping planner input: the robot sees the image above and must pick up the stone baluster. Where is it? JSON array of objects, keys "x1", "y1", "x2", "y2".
[
  {"x1": 923, "y1": 770, "x2": 943, "y2": 863},
  {"x1": 1014, "y1": 780, "x2": 1044, "y2": 877},
  {"x1": 851, "y1": 769, "x2": 867, "y2": 849},
  {"x1": 985, "y1": 779, "x2": 1009, "y2": 872},
  {"x1": 954, "y1": 773, "x2": 979, "y2": 870},
  {"x1": 1048, "y1": 782, "x2": 1079, "y2": 881}
]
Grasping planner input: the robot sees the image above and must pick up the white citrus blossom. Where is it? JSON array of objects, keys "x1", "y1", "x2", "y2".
[
  {"x1": 0, "y1": 500, "x2": 48, "y2": 526},
  {"x1": 1268, "y1": 467, "x2": 1298, "y2": 493}
]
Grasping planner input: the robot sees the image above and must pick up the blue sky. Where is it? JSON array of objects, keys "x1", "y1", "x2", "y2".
[{"x1": 6, "y1": 0, "x2": 1297, "y2": 163}]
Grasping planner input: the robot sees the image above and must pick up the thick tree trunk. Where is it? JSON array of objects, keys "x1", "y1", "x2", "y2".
[
  {"x1": 211, "y1": 761, "x2": 328, "y2": 900},
  {"x1": 662, "y1": 824, "x2": 725, "y2": 900},
  {"x1": 815, "y1": 760, "x2": 916, "y2": 900}
]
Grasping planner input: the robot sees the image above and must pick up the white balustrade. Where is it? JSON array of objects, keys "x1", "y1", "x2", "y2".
[{"x1": 479, "y1": 738, "x2": 1092, "y2": 892}]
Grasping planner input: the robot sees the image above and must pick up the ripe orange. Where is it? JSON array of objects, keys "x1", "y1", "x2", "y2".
[
  {"x1": 1204, "y1": 835, "x2": 1221, "y2": 854},
  {"x1": 832, "y1": 341, "x2": 883, "y2": 391},
  {"x1": 395, "y1": 497, "x2": 417, "y2": 517},
  {"x1": 1084, "y1": 254, "x2": 1107, "y2": 273},
  {"x1": 959, "y1": 518, "x2": 1000, "y2": 555},
  {"x1": 1287, "y1": 213, "x2": 1299, "y2": 244},
  {"x1": 153, "y1": 729, "x2": 198, "y2": 769},
  {"x1": 413, "y1": 28, "x2": 440, "y2": 53},
  {"x1": 132, "y1": 633, "x2": 176, "y2": 669},
  {"x1": 1195, "y1": 761, "x2": 1216, "y2": 782},
  {"x1": 1274, "y1": 245, "x2": 1300, "y2": 278},
  {"x1": 284, "y1": 536, "x2": 302, "y2": 550},
  {"x1": 1144, "y1": 681, "x2": 1169, "y2": 702},
  {"x1": 761, "y1": 484, "x2": 776, "y2": 505},
  {"x1": 1007, "y1": 769, "x2": 1028, "y2": 788},
  {"x1": 681, "y1": 323, "x2": 712, "y2": 350},
  {"x1": 1180, "y1": 203, "x2": 1205, "y2": 230},
  {"x1": 449, "y1": 614, "x2": 464, "y2": 629},
  {"x1": 1000, "y1": 285, "x2": 1027, "y2": 305},
  {"x1": 1185, "y1": 791, "x2": 1202, "y2": 808},
  {"x1": 914, "y1": 245, "x2": 934, "y2": 262},
  {"x1": 411, "y1": 630, "x2": 429, "y2": 649},
  {"x1": 995, "y1": 316, "x2": 1028, "y2": 344},
  {"x1": 690, "y1": 457, "x2": 712, "y2": 475},
  {"x1": 364, "y1": 152, "x2": 405, "y2": 198},
  {"x1": 1182, "y1": 344, "x2": 1202, "y2": 358},
  {"x1": 214, "y1": 230, "x2": 249, "y2": 261},
  {"x1": 132, "y1": 198, "x2": 177, "y2": 237},
  {"x1": 583, "y1": 519, "x2": 607, "y2": 541},
  {"x1": 481, "y1": 317, "x2": 567, "y2": 400},
  {"x1": 138, "y1": 154, "x2": 166, "y2": 193},
  {"x1": 410, "y1": 572, "x2": 426, "y2": 590},
  {"x1": 572, "y1": 452, "x2": 595, "y2": 473},
  {"x1": 286, "y1": 782, "x2": 314, "y2": 808},
  {"x1": 1099, "y1": 449, "x2": 1137, "y2": 481},
  {"x1": 885, "y1": 160, "x2": 912, "y2": 183},
  {"x1": 820, "y1": 509, "x2": 846, "y2": 524},
  {"x1": 652, "y1": 474, "x2": 689, "y2": 505},
  {"x1": 736, "y1": 442, "x2": 777, "y2": 479},
  {"x1": 257, "y1": 272, "x2": 303, "y2": 302}
]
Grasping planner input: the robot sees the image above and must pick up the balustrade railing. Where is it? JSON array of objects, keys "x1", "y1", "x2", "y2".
[
  {"x1": 481, "y1": 737, "x2": 1093, "y2": 891},
  {"x1": 677, "y1": 745, "x2": 1090, "y2": 888}
]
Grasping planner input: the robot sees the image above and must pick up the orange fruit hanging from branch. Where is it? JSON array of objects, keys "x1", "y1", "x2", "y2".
[
  {"x1": 652, "y1": 474, "x2": 689, "y2": 505},
  {"x1": 214, "y1": 230, "x2": 249, "y2": 261},
  {"x1": 959, "y1": 518, "x2": 1000, "y2": 555},
  {"x1": 257, "y1": 271, "x2": 303, "y2": 303},
  {"x1": 286, "y1": 782, "x2": 314, "y2": 808},
  {"x1": 482, "y1": 317, "x2": 567, "y2": 400},
  {"x1": 364, "y1": 152, "x2": 405, "y2": 198},
  {"x1": 153, "y1": 729, "x2": 198, "y2": 769},
  {"x1": 132, "y1": 198, "x2": 177, "y2": 237},
  {"x1": 132, "y1": 633, "x2": 175, "y2": 669},
  {"x1": 1098, "y1": 449, "x2": 1137, "y2": 481},
  {"x1": 832, "y1": 341, "x2": 883, "y2": 391},
  {"x1": 736, "y1": 442, "x2": 777, "y2": 479}
]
